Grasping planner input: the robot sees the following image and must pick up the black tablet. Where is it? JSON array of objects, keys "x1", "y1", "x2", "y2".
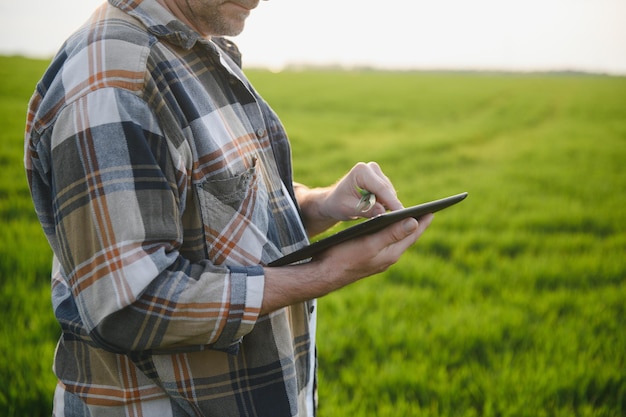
[{"x1": 268, "y1": 192, "x2": 468, "y2": 267}]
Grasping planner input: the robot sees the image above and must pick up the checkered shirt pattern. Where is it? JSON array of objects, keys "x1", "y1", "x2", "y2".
[{"x1": 24, "y1": 1, "x2": 316, "y2": 416}]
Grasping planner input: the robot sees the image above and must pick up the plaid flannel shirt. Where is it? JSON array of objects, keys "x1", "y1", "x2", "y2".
[{"x1": 24, "y1": 1, "x2": 316, "y2": 416}]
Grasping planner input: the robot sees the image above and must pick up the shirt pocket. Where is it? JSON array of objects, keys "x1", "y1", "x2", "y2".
[{"x1": 195, "y1": 160, "x2": 273, "y2": 265}]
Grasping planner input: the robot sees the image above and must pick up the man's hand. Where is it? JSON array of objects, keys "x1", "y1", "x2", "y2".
[
  {"x1": 312, "y1": 214, "x2": 433, "y2": 282},
  {"x1": 322, "y1": 161, "x2": 403, "y2": 219},
  {"x1": 261, "y1": 212, "x2": 434, "y2": 315},
  {"x1": 295, "y1": 161, "x2": 405, "y2": 237}
]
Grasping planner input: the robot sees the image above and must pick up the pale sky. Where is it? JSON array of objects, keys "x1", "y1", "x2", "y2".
[{"x1": 1, "y1": 0, "x2": 625, "y2": 74}]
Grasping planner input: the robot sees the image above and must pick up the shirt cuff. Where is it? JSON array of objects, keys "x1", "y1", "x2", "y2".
[{"x1": 212, "y1": 265, "x2": 265, "y2": 354}]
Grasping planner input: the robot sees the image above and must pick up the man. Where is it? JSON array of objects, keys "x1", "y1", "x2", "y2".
[{"x1": 24, "y1": 0, "x2": 433, "y2": 416}]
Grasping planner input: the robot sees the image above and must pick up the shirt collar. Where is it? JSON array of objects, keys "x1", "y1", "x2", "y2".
[{"x1": 108, "y1": 0, "x2": 211, "y2": 51}]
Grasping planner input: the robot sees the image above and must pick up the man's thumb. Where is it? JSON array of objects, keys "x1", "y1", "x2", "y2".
[{"x1": 401, "y1": 218, "x2": 419, "y2": 235}]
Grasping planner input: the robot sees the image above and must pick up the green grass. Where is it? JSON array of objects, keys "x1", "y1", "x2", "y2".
[
  {"x1": 0, "y1": 56, "x2": 58, "y2": 416},
  {"x1": 2, "y1": 55, "x2": 625, "y2": 416}
]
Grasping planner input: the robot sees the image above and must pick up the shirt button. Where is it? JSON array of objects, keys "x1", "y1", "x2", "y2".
[{"x1": 256, "y1": 128, "x2": 267, "y2": 138}]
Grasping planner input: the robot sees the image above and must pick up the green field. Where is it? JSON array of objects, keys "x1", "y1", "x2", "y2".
[{"x1": 1, "y1": 55, "x2": 625, "y2": 416}]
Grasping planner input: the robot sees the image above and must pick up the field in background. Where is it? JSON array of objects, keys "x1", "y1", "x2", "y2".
[{"x1": 1, "y1": 56, "x2": 624, "y2": 416}]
